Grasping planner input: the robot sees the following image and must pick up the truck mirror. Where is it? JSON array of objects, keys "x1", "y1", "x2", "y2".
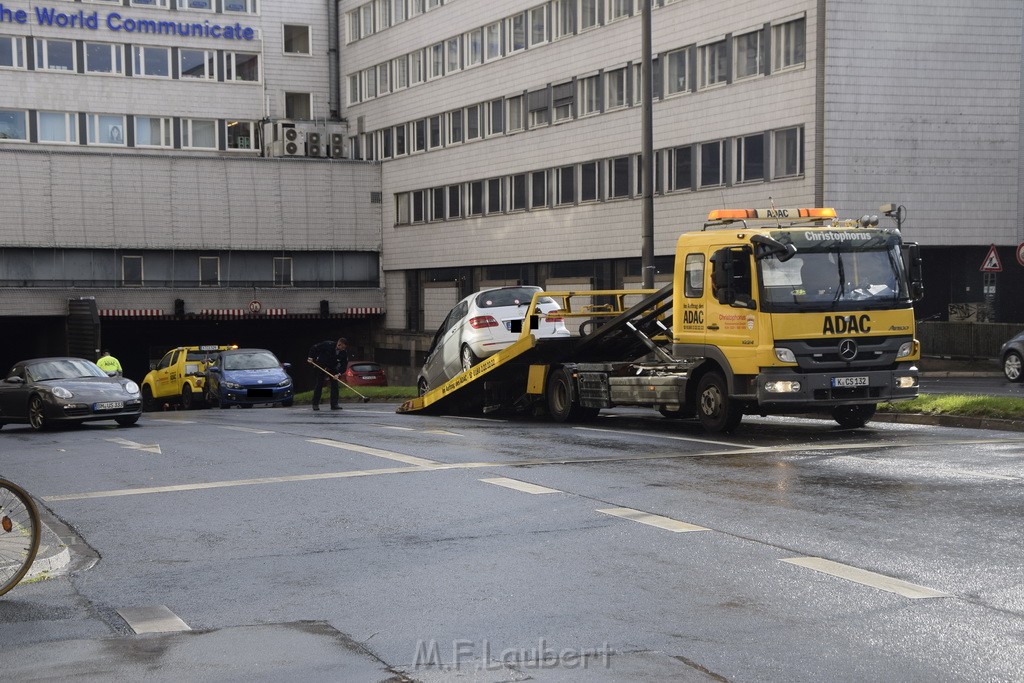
[{"x1": 904, "y1": 243, "x2": 924, "y2": 302}]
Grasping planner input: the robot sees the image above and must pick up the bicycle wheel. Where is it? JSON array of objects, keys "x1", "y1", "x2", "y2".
[{"x1": 0, "y1": 479, "x2": 41, "y2": 597}]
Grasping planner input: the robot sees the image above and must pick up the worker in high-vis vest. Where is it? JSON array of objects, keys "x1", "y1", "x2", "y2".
[{"x1": 96, "y1": 350, "x2": 123, "y2": 376}]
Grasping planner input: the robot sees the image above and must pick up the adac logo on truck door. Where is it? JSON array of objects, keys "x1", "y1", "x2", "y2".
[
  {"x1": 822, "y1": 314, "x2": 871, "y2": 335},
  {"x1": 681, "y1": 302, "x2": 704, "y2": 331}
]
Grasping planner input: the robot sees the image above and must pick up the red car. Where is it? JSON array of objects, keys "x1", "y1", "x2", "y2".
[{"x1": 341, "y1": 361, "x2": 388, "y2": 387}]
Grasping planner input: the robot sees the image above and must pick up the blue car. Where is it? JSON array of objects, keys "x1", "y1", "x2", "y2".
[{"x1": 204, "y1": 349, "x2": 294, "y2": 408}]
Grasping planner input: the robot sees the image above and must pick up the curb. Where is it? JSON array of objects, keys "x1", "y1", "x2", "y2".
[
  {"x1": 921, "y1": 371, "x2": 1004, "y2": 378},
  {"x1": 873, "y1": 412, "x2": 1024, "y2": 432}
]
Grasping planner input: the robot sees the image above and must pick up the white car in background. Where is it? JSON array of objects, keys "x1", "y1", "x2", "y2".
[{"x1": 417, "y1": 286, "x2": 569, "y2": 394}]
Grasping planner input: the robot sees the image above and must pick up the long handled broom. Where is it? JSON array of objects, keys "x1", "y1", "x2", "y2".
[{"x1": 307, "y1": 359, "x2": 371, "y2": 403}]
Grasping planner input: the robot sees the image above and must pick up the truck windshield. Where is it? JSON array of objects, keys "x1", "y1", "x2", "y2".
[{"x1": 758, "y1": 230, "x2": 909, "y2": 312}]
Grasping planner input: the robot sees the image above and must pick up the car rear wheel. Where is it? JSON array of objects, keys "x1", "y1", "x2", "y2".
[
  {"x1": 1004, "y1": 351, "x2": 1023, "y2": 382},
  {"x1": 28, "y1": 395, "x2": 47, "y2": 431},
  {"x1": 417, "y1": 378, "x2": 429, "y2": 396},
  {"x1": 831, "y1": 403, "x2": 877, "y2": 429},
  {"x1": 461, "y1": 345, "x2": 480, "y2": 373}
]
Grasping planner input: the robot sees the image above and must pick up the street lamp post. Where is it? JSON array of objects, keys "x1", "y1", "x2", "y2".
[{"x1": 641, "y1": 0, "x2": 654, "y2": 288}]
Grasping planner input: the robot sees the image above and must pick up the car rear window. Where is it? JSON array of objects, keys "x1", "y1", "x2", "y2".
[
  {"x1": 475, "y1": 287, "x2": 552, "y2": 308},
  {"x1": 350, "y1": 363, "x2": 381, "y2": 373}
]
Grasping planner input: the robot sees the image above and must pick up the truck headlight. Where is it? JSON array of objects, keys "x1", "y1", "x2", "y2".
[
  {"x1": 896, "y1": 342, "x2": 914, "y2": 359},
  {"x1": 765, "y1": 380, "x2": 801, "y2": 393},
  {"x1": 774, "y1": 348, "x2": 797, "y2": 363}
]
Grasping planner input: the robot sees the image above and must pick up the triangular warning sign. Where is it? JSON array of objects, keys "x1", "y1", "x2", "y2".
[{"x1": 981, "y1": 245, "x2": 1002, "y2": 272}]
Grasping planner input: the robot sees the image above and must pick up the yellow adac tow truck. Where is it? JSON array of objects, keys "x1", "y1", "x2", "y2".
[{"x1": 399, "y1": 208, "x2": 923, "y2": 432}]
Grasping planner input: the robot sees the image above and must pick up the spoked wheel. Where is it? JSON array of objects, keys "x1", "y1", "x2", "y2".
[
  {"x1": 1004, "y1": 351, "x2": 1023, "y2": 383},
  {"x1": 461, "y1": 345, "x2": 480, "y2": 373},
  {"x1": 417, "y1": 378, "x2": 429, "y2": 396},
  {"x1": 696, "y1": 372, "x2": 743, "y2": 433},
  {"x1": 27, "y1": 396, "x2": 47, "y2": 432},
  {"x1": 0, "y1": 479, "x2": 41, "y2": 596},
  {"x1": 831, "y1": 403, "x2": 877, "y2": 429}
]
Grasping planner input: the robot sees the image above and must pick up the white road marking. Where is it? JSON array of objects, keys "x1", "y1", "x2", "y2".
[
  {"x1": 481, "y1": 477, "x2": 560, "y2": 495},
  {"x1": 106, "y1": 437, "x2": 162, "y2": 455},
  {"x1": 423, "y1": 429, "x2": 462, "y2": 436},
  {"x1": 574, "y1": 426, "x2": 759, "y2": 450},
  {"x1": 307, "y1": 438, "x2": 438, "y2": 467},
  {"x1": 597, "y1": 507, "x2": 710, "y2": 532},
  {"x1": 781, "y1": 557, "x2": 950, "y2": 599},
  {"x1": 146, "y1": 419, "x2": 197, "y2": 424},
  {"x1": 116, "y1": 605, "x2": 191, "y2": 634},
  {"x1": 218, "y1": 425, "x2": 275, "y2": 434},
  {"x1": 380, "y1": 425, "x2": 416, "y2": 431}
]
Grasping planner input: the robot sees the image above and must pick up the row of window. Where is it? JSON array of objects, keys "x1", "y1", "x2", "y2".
[
  {"x1": 347, "y1": 4, "x2": 803, "y2": 106},
  {"x1": 121, "y1": 255, "x2": 292, "y2": 286},
  {"x1": 0, "y1": 34, "x2": 263, "y2": 81},
  {"x1": 63, "y1": 0, "x2": 259, "y2": 13},
  {"x1": 350, "y1": 17, "x2": 805, "y2": 162},
  {"x1": 393, "y1": 126, "x2": 804, "y2": 225},
  {"x1": 0, "y1": 109, "x2": 268, "y2": 150},
  {"x1": 347, "y1": 0, "x2": 689, "y2": 45}
]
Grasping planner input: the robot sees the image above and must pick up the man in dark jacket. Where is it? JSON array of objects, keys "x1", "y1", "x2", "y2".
[{"x1": 307, "y1": 337, "x2": 349, "y2": 411}]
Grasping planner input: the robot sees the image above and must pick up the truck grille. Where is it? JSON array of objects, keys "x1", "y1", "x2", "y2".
[{"x1": 784, "y1": 336, "x2": 909, "y2": 371}]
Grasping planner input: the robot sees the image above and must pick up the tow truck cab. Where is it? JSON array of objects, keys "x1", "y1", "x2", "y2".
[{"x1": 141, "y1": 344, "x2": 237, "y2": 411}]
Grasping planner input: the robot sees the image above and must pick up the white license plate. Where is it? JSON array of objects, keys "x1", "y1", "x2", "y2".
[
  {"x1": 94, "y1": 401, "x2": 124, "y2": 410},
  {"x1": 831, "y1": 376, "x2": 868, "y2": 388},
  {"x1": 361, "y1": 375, "x2": 376, "y2": 380}
]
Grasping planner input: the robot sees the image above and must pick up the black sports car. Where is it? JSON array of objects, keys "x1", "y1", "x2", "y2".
[{"x1": 0, "y1": 357, "x2": 143, "y2": 431}]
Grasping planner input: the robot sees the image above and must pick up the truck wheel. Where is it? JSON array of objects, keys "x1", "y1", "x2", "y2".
[
  {"x1": 1003, "y1": 351, "x2": 1023, "y2": 382},
  {"x1": 142, "y1": 386, "x2": 157, "y2": 412},
  {"x1": 547, "y1": 367, "x2": 599, "y2": 423},
  {"x1": 181, "y1": 385, "x2": 194, "y2": 410},
  {"x1": 696, "y1": 372, "x2": 742, "y2": 433},
  {"x1": 461, "y1": 345, "x2": 480, "y2": 373},
  {"x1": 831, "y1": 404, "x2": 876, "y2": 428}
]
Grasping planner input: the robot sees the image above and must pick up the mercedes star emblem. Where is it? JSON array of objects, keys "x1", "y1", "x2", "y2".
[{"x1": 838, "y1": 338, "x2": 858, "y2": 361}]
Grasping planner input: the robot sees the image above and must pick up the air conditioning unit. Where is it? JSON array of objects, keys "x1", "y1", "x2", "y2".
[
  {"x1": 330, "y1": 132, "x2": 346, "y2": 159},
  {"x1": 306, "y1": 129, "x2": 327, "y2": 157},
  {"x1": 267, "y1": 121, "x2": 303, "y2": 156}
]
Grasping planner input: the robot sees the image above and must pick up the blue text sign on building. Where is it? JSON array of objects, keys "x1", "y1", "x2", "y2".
[{"x1": 0, "y1": 4, "x2": 257, "y2": 41}]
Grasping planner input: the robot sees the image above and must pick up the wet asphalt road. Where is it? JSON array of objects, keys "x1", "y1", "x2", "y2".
[{"x1": 0, "y1": 404, "x2": 1022, "y2": 681}]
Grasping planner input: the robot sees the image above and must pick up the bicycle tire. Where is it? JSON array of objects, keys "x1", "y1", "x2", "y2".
[{"x1": 0, "y1": 478, "x2": 41, "y2": 597}]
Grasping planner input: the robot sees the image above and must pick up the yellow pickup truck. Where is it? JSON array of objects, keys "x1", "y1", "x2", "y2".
[{"x1": 141, "y1": 345, "x2": 236, "y2": 411}]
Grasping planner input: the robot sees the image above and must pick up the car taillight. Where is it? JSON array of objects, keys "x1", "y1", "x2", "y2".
[
  {"x1": 545, "y1": 309, "x2": 564, "y2": 323},
  {"x1": 469, "y1": 316, "x2": 499, "y2": 329}
]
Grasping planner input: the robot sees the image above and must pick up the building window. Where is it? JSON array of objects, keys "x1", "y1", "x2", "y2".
[
  {"x1": 556, "y1": 165, "x2": 575, "y2": 205},
  {"x1": 605, "y1": 67, "x2": 627, "y2": 110},
  {"x1": 699, "y1": 40, "x2": 728, "y2": 89},
  {"x1": 36, "y1": 39, "x2": 76, "y2": 72},
  {"x1": 431, "y1": 187, "x2": 445, "y2": 221},
  {"x1": 179, "y1": 0, "x2": 214, "y2": 11},
  {"x1": 86, "y1": 114, "x2": 126, "y2": 146},
  {"x1": 734, "y1": 30, "x2": 763, "y2": 80},
  {"x1": 226, "y1": 120, "x2": 257, "y2": 151},
  {"x1": 225, "y1": 51, "x2": 259, "y2": 81},
  {"x1": 579, "y1": 74, "x2": 600, "y2": 115},
  {"x1": 428, "y1": 114, "x2": 443, "y2": 148},
  {"x1": 665, "y1": 47, "x2": 688, "y2": 95},
  {"x1": 180, "y1": 48, "x2": 217, "y2": 79},
  {"x1": 283, "y1": 25, "x2": 311, "y2": 55},
  {"x1": 394, "y1": 123, "x2": 407, "y2": 155},
  {"x1": 509, "y1": 13, "x2": 527, "y2": 53},
  {"x1": 511, "y1": 173, "x2": 527, "y2": 211},
  {"x1": 413, "y1": 119, "x2": 426, "y2": 152},
  {"x1": 130, "y1": 0, "x2": 170, "y2": 6},
  {"x1": 466, "y1": 29, "x2": 483, "y2": 67},
  {"x1": 285, "y1": 92, "x2": 311, "y2": 120},
  {"x1": 507, "y1": 94, "x2": 524, "y2": 132},
  {"x1": 466, "y1": 104, "x2": 481, "y2": 140},
  {"x1": 529, "y1": 5, "x2": 549, "y2": 47},
  {"x1": 469, "y1": 180, "x2": 484, "y2": 216},
  {"x1": 447, "y1": 37, "x2": 461, "y2": 73},
  {"x1": 84, "y1": 42, "x2": 123, "y2": 75},
  {"x1": 122, "y1": 256, "x2": 143, "y2": 286},
  {"x1": 527, "y1": 89, "x2": 550, "y2": 129},
  {"x1": 580, "y1": 0, "x2": 599, "y2": 30},
  {"x1": 448, "y1": 185, "x2": 462, "y2": 218},
  {"x1": 347, "y1": 9, "x2": 361, "y2": 42},
  {"x1": 223, "y1": 0, "x2": 258, "y2": 14},
  {"x1": 773, "y1": 18, "x2": 806, "y2": 71},
  {"x1": 484, "y1": 99, "x2": 503, "y2": 136},
  {"x1": 134, "y1": 45, "x2": 171, "y2": 77},
  {"x1": 273, "y1": 257, "x2": 293, "y2": 286},
  {"x1": 448, "y1": 110, "x2": 463, "y2": 144},
  {"x1": 349, "y1": 74, "x2": 361, "y2": 104},
  {"x1": 409, "y1": 0, "x2": 425, "y2": 17},
  {"x1": 485, "y1": 21, "x2": 503, "y2": 61},
  {"x1": 38, "y1": 111, "x2": 78, "y2": 144},
  {"x1": 362, "y1": 67, "x2": 377, "y2": 99},
  {"x1": 410, "y1": 49, "x2": 425, "y2": 85},
  {"x1": 553, "y1": 81, "x2": 574, "y2": 122},
  {"x1": 396, "y1": 193, "x2": 410, "y2": 225},
  {"x1": 555, "y1": 0, "x2": 576, "y2": 38},
  {"x1": 0, "y1": 109, "x2": 29, "y2": 141},
  {"x1": 486, "y1": 178, "x2": 503, "y2": 214},
  {"x1": 531, "y1": 170, "x2": 548, "y2": 209},
  {"x1": 380, "y1": 128, "x2": 393, "y2": 159},
  {"x1": 393, "y1": 56, "x2": 408, "y2": 89},
  {"x1": 581, "y1": 161, "x2": 599, "y2": 202},
  {"x1": 200, "y1": 257, "x2": 220, "y2": 286},
  {"x1": 607, "y1": 0, "x2": 632, "y2": 22},
  {"x1": 700, "y1": 140, "x2": 724, "y2": 187},
  {"x1": 376, "y1": 0, "x2": 391, "y2": 30},
  {"x1": 669, "y1": 144, "x2": 691, "y2": 191},
  {"x1": 773, "y1": 126, "x2": 803, "y2": 178},
  {"x1": 428, "y1": 42, "x2": 444, "y2": 79},
  {"x1": 609, "y1": 156, "x2": 630, "y2": 198},
  {"x1": 135, "y1": 115, "x2": 173, "y2": 148},
  {"x1": 360, "y1": 4, "x2": 374, "y2": 37},
  {"x1": 412, "y1": 190, "x2": 426, "y2": 222},
  {"x1": 393, "y1": 0, "x2": 407, "y2": 24},
  {"x1": 0, "y1": 36, "x2": 25, "y2": 69},
  {"x1": 737, "y1": 133, "x2": 765, "y2": 183},
  {"x1": 181, "y1": 118, "x2": 217, "y2": 149},
  {"x1": 377, "y1": 63, "x2": 390, "y2": 95}
]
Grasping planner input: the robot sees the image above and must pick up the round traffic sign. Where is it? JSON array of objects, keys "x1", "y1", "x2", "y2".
[{"x1": 249, "y1": 300, "x2": 262, "y2": 313}]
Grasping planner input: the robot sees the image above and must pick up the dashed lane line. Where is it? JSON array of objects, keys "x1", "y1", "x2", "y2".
[
  {"x1": 781, "y1": 557, "x2": 951, "y2": 599},
  {"x1": 575, "y1": 426, "x2": 759, "y2": 450},
  {"x1": 218, "y1": 425, "x2": 275, "y2": 434},
  {"x1": 307, "y1": 438, "x2": 438, "y2": 467},
  {"x1": 597, "y1": 507, "x2": 710, "y2": 532},
  {"x1": 481, "y1": 477, "x2": 561, "y2": 495}
]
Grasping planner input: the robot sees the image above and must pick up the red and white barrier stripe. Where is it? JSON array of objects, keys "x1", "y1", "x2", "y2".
[
  {"x1": 99, "y1": 309, "x2": 165, "y2": 317},
  {"x1": 264, "y1": 308, "x2": 288, "y2": 316},
  {"x1": 345, "y1": 307, "x2": 384, "y2": 315},
  {"x1": 200, "y1": 309, "x2": 247, "y2": 318}
]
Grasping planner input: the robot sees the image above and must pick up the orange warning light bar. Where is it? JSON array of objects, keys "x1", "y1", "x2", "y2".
[{"x1": 707, "y1": 208, "x2": 837, "y2": 221}]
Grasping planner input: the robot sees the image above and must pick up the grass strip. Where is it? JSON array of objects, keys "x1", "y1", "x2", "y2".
[{"x1": 879, "y1": 394, "x2": 1024, "y2": 421}]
